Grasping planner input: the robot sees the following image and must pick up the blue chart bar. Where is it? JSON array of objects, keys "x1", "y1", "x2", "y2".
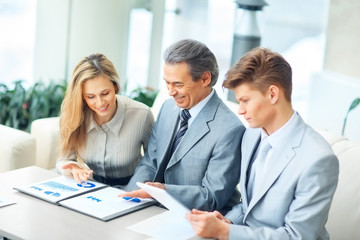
[
  {"x1": 40, "y1": 181, "x2": 79, "y2": 192},
  {"x1": 86, "y1": 196, "x2": 102, "y2": 202}
]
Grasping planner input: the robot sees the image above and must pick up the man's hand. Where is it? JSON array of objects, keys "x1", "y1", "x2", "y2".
[
  {"x1": 62, "y1": 163, "x2": 93, "y2": 184},
  {"x1": 118, "y1": 182, "x2": 165, "y2": 199},
  {"x1": 118, "y1": 189, "x2": 151, "y2": 198},
  {"x1": 186, "y1": 209, "x2": 230, "y2": 240}
]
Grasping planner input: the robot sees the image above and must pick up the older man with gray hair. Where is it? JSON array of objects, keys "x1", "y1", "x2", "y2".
[{"x1": 122, "y1": 39, "x2": 245, "y2": 214}]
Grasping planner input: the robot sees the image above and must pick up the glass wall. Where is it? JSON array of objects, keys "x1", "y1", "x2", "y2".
[
  {"x1": 0, "y1": 0, "x2": 36, "y2": 87},
  {"x1": 1, "y1": 0, "x2": 329, "y2": 102}
]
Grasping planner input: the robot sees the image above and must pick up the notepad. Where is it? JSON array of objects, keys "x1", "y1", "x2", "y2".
[{"x1": 14, "y1": 176, "x2": 155, "y2": 221}]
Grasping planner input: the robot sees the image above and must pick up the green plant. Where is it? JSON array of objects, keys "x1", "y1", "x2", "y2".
[
  {"x1": 127, "y1": 86, "x2": 159, "y2": 107},
  {"x1": 0, "y1": 83, "x2": 9, "y2": 124},
  {"x1": 342, "y1": 97, "x2": 360, "y2": 135},
  {"x1": 1, "y1": 80, "x2": 158, "y2": 132},
  {"x1": 0, "y1": 80, "x2": 28, "y2": 130},
  {"x1": 0, "y1": 80, "x2": 67, "y2": 132},
  {"x1": 25, "y1": 80, "x2": 67, "y2": 122}
]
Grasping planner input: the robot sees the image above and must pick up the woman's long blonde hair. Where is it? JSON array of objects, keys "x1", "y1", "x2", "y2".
[{"x1": 59, "y1": 53, "x2": 120, "y2": 158}]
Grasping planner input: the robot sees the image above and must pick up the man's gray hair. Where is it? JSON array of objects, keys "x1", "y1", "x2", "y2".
[{"x1": 163, "y1": 39, "x2": 219, "y2": 86}]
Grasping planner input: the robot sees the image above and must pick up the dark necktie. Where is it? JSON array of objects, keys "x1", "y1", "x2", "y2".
[
  {"x1": 171, "y1": 109, "x2": 191, "y2": 155},
  {"x1": 154, "y1": 109, "x2": 192, "y2": 183}
]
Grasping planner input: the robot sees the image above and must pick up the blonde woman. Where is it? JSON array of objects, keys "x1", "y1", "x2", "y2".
[{"x1": 56, "y1": 53, "x2": 154, "y2": 186}]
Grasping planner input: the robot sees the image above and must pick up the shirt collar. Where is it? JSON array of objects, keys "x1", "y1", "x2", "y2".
[
  {"x1": 266, "y1": 111, "x2": 298, "y2": 149},
  {"x1": 185, "y1": 89, "x2": 214, "y2": 126}
]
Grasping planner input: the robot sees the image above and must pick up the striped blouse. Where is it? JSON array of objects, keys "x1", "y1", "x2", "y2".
[{"x1": 56, "y1": 95, "x2": 154, "y2": 178}]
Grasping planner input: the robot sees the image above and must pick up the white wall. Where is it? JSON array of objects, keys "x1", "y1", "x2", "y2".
[
  {"x1": 325, "y1": 0, "x2": 360, "y2": 79},
  {"x1": 34, "y1": 0, "x2": 165, "y2": 91},
  {"x1": 33, "y1": 0, "x2": 70, "y2": 83},
  {"x1": 67, "y1": 0, "x2": 132, "y2": 88},
  {"x1": 34, "y1": 0, "x2": 133, "y2": 88},
  {"x1": 307, "y1": 71, "x2": 360, "y2": 142}
]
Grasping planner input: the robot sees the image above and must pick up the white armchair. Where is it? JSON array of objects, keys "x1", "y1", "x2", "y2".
[
  {"x1": 0, "y1": 124, "x2": 36, "y2": 172},
  {"x1": 30, "y1": 117, "x2": 60, "y2": 169},
  {"x1": 317, "y1": 129, "x2": 360, "y2": 239}
]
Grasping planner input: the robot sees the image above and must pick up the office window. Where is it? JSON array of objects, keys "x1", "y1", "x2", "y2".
[{"x1": 0, "y1": 0, "x2": 36, "y2": 87}]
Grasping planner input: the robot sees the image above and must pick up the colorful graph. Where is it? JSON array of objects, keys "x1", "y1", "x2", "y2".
[{"x1": 40, "y1": 181, "x2": 79, "y2": 192}]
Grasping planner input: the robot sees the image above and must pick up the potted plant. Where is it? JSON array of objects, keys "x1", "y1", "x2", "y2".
[
  {"x1": 0, "y1": 80, "x2": 67, "y2": 132},
  {"x1": 0, "y1": 80, "x2": 28, "y2": 130},
  {"x1": 127, "y1": 86, "x2": 159, "y2": 107}
]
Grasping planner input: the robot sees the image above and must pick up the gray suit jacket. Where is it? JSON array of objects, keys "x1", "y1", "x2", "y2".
[
  {"x1": 225, "y1": 113, "x2": 339, "y2": 240},
  {"x1": 126, "y1": 91, "x2": 245, "y2": 212}
]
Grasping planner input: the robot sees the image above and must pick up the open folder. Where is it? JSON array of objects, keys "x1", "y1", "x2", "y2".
[{"x1": 14, "y1": 176, "x2": 155, "y2": 221}]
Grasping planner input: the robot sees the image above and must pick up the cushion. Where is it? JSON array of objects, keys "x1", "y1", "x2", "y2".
[
  {"x1": 326, "y1": 138, "x2": 360, "y2": 239},
  {"x1": 0, "y1": 125, "x2": 36, "y2": 172},
  {"x1": 30, "y1": 117, "x2": 60, "y2": 169},
  {"x1": 318, "y1": 128, "x2": 360, "y2": 239}
]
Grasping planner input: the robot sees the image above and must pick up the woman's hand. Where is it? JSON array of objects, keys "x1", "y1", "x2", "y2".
[{"x1": 62, "y1": 163, "x2": 93, "y2": 184}]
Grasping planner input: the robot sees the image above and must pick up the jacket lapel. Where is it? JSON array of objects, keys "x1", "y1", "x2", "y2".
[
  {"x1": 245, "y1": 115, "x2": 306, "y2": 218},
  {"x1": 246, "y1": 148, "x2": 295, "y2": 215},
  {"x1": 166, "y1": 92, "x2": 220, "y2": 169},
  {"x1": 157, "y1": 102, "x2": 180, "y2": 164},
  {"x1": 241, "y1": 130, "x2": 261, "y2": 207}
]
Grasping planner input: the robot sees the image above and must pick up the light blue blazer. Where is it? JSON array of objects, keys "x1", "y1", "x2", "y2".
[
  {"x1": 126, "y1": 91, "x2": 246, "y2": 213},
  {"x1": 225, "y1": 114, "x2": 339, "y2": 240}
]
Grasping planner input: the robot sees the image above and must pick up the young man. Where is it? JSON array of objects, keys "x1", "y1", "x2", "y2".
[
  {"x1": 186, "y1": 47, "x2": 339, "y2": 239},
  {"x1": 121, "y1": 39, "x2": 246, "y2": 213}
]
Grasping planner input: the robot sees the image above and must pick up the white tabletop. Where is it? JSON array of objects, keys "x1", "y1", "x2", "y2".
[{"x1": 0, "y1": 166, "x2": 203, "y2": 240}]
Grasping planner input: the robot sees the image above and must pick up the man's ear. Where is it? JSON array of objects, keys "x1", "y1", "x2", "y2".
[
  {"x1": 268, "y1": 85, "x2": 280, "y2": 104},
  {"x1": 201, "y1": 71, "x2": 212, "y2": 87}
]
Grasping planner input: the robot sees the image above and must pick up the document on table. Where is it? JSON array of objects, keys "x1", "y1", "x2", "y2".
[
  {"x1": 136, "y1": 182, "x2": 190, "y2": 217},
  {"x1": 13, "y1": 175, "x2": 107, "y2": 204},
  {"x1": 128, "y1": 182, "x2": 195, "y2": 239},
  {"x1": 0, "y1": 196, "x2": 16, "y2": 208},
  {"x1": 128, "y1": 211, "x2": 195, "y2": 240},
  {"x1": 60, "y1": 187, "x2": 155, "y2": 221},
  {"x1": 13, "y1": 176, "x2": 155, "y2": 221}
]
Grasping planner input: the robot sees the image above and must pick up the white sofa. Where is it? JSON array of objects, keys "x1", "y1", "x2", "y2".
[
  {"x1": 1, "y1": 90, "x2": 359, "y2": 239},
  {"x1": 0, "y1": 124, "x2": 36, "y2": 172},
  {"x1": 30, "y1": 117, "x2": 60, "y2": 169},
  {"x1": 317, "y1": 129, "x2": 360, "y2": 239}
]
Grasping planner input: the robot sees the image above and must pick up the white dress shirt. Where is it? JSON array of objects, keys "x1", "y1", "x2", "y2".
[{"x1": 251, "y1": 111, "x2": 298, "y2": 193}]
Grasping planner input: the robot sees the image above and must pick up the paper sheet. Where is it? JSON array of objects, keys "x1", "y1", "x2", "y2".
[
  {"x1": 136, "y1": 182, "x2": 190, "y2": 217},
  {"x1": 0, "y1": 196, "x2": 16, "y2": 208},
  {"x1": 128, "y1": 211, "x2": 195, "y2": 240}
]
